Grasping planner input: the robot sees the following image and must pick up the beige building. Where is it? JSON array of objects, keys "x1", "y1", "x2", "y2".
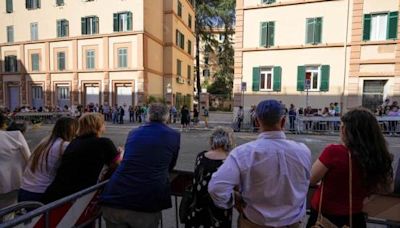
[
  {"x1": 198, "y1": 28, "x2": 235, "y2": 88},
  {"x1": 0, "y1": 0, "x2": 195, "y2": 114},
  {"x1": 234, "y1": 0, "x2": 400, "y2": 112}
]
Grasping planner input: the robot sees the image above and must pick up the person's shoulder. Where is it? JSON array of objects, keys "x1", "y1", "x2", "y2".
[
  {"x1": 285, "y1": 139, "x2": 311, "y2": 155},
  {"x1": 98, "y1": 137, "x2": 114, "y2": 145},
  {"x1": 324, "y1": 144, "x2": 346, "y2": 152}
]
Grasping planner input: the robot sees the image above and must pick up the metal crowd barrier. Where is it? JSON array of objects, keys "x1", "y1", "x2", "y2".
[
  {"x1": 1, "y1": 170, "x2": 399, "y2": 228},
  {"x1": 9, "y1": 112, "x2": 71, "y2": 124}
]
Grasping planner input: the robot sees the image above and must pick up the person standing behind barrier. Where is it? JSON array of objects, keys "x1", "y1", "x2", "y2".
[
  {"x1": 100, "y1": 103, "x2": 180, "y2": 228},
  {"x1": 129, "y1": 106, "x2": 135, "y2": 123},
  {"x1": 193, "y1": 107, "x2": 199, "y2": 126},
  {"x1": 0, "y1": 113, "x2": 31, "y2": 210},
  {"x1": 112, "y1": 106, "x2": 118, "y2": 124},
  {"x1": 202, "y1": 106, "x2": 209, "y2": 129},
  {"x1": 184, "y1": 127, "x2": 234, "y2": 228},
  {"x1": 236, "y1": 106, "x2": 244, "y2": 132},
  {"x1": 18, "y1": 117, "x2": 78, "y2": 203},
  {"x1": 289, "y1": 104, "x2": 297, "y2": 132},
  {"x1": 119, "y1": 106, "x2": 125, "y2": 124},
  {"x1": 306, "y1": 108, "x2": 394, "y2": 228},
  {"x1": 43, "y1": 113, "x2": 121, "y2": 203},
  {"x1": 208, "y1": 100, "x2": 311, "y2": 227},
  {"x1": 180, "y1": 105, "x2": 190, "y2": 131}
]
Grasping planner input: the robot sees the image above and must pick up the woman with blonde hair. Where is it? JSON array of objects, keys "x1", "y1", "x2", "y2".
[
  {"x1": 43, "y1": 113, "x2": 121, "y2": 203},
  {"x1": 184, "y1": 127, "x2": 234, "y2": 228},
  {"x1": 19, "y1": 117, "x2": 78, "y2": 203}
]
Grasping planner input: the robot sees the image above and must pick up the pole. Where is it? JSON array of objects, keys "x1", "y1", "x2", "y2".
[
  {"x1": 306, "y1": 87, "x2": 309, "y2": 108},
  {"x1": 195, "y1": 2, "x2": 201, "y2": 111}
]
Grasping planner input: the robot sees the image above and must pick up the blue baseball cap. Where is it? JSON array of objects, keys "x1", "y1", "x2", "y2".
[{"x1": 256, "y1": 100, "x2": 284, "y2": 126}]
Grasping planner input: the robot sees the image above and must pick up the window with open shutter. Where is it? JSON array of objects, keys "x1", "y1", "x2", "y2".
[
  {"x1": 260, "y1": 22, "x2": 268, "y2": 47},
  {"x1": 113, "y1": 13, "x2": 119, "y2": 32},
  {"x1": 320, "y1": 65, "x2": 330, "y2": 91},
  {"x1": 7, "y1": 26, "x2": 14, "y2": 43},
  {"x1": 267, "y1": 21, "x2": 275, "y2": 47},
  {"x1": 363, "y1": 14, "x2": 371, "y2": 41},
  {"x1": 252, "y1": 67, "x2": 260, "y2": 92},
  {"x1": 273, "y1": 66, "x2": 282, "y2": 92},
  {"x1": 306, "y1": 17, "x2": 322, "y2": 44},
  {"x1": 297, "y1": 66, "x2": 305, "y2": 91},
  {"x1": 81, "y1": 17, "x2": 87, "y2": 35},
  {"x1": 31, "y1": 54, "x2": 40, "y2": 71},
  {"x1": 387, "y1": 11, "x2": 398, "y2": 40}
]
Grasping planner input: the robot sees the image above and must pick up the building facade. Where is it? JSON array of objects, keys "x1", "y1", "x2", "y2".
[
  {"x1": 0, "y1": 0, "x2": 195, "y2": 114},
  {"x1": 234, "y1": 0, "x2": 400, "y2": 112}
]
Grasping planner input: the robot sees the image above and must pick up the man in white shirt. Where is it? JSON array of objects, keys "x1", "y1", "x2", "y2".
[{"x1": 208, "y1": 99, "x2": 311, "y2": 227}]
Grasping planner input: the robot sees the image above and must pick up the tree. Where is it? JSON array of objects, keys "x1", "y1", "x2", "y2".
[{"x1": 194, "y1": 0, "x2": 235, "y2": 108}]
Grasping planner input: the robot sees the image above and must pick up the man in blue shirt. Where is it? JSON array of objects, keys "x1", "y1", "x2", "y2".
[{"x1": 101, "y1": 103, "x2": 180, "y2": 228}]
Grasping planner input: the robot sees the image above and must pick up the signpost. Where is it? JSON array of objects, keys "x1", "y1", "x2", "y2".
[
  {"x1": 305, "y1": 79, "x2": 311, "y2": 107},
  {"x1": 241, "y1": 82, "x2": 247, "y2": 108}
]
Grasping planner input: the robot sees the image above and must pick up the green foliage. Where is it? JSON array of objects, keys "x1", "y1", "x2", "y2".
[{"x1": 147, "y1": 95, "x2": 157, "y2": 104}]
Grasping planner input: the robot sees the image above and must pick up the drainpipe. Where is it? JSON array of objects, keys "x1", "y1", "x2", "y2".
[{"x1": 341, "y1": 0, "x2": 351, "y2": 115}]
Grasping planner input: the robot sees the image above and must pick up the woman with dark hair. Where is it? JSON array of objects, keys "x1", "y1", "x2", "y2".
[
  {"x1": 181, "y1": 105, "x2": 190, "y2": 131},
  {"x1": 19, "y1": 117, "x2": 78, "y2": 202},
  {"x1": 306, "y1": 108, "x2": 393, "y2": 228}
]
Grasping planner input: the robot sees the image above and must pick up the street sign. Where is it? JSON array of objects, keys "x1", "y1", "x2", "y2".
[
  {"x1": 305, "y1": 79, "x2": 311, "y2": 90},
  {"x1": 241, "y1": 82, "x2": 247, "y2": 92}
]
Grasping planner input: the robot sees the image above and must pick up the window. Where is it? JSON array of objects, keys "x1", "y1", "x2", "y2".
[
  {"x1": 259, "y1": 68, "x2": 273, "y2": 91},
  {"x1": 262, "y1": 0, "x2": 275, "y2": 4},
  {"x1": 5, "y1": 55, "x2": 17, "y2": 72},
  {"x1": 203, "y1": 69, "x2": 209, "y2": 77},
  {"x1": 188, "y1": 40, "x2": 192, "y2": 55},
  {"x1": 57, "y1": 52, "x2": 66, "y2": 71},
  {"x1": 188, "y1": 14, "x2": 192, "y2": 29},
  {"x1": 113, "y1": 12, "x2": 132, "y2": 32},
  {"x1": 177, "y1": 59, "x2": 182, "y2": 76},
  {"x1": 364, "y1": 12, "x2": 398, "y2": 41},
  {"x1": 117, "y1": 48, "x2": 128, "y2": 68},
  {"x1": 86, "y1": 49, "x2": 95, "y2": 69},
  {"x1": 204, "y1": 56, "x2": 209, "y2": 65},
  {"x1": 6, "y1": 0, "x2": 13, "y2": 13},
  {"x1": 187, "y1": 65, "x2": 191, "y2": 81},
  {"x1": 260, "y1": 21, "x2": 275, "y2": 47},
  {"x1": 7, "y1": 26, "x2": 14, "y2": 43},
  {"x1": 252, "y1": 66, "x2": 281, "y2": 92},
  {"x1": 362, "y1": 80, "x2": 387, "y2": 111},
  {"x1": 305, "y1": 66, "x2": 320, "y2": 91},
  {"x1": 81, "y1": 16, "x2": 99, "y2": 35},
  {"x1": 56, "y1": 0, "x2": 64, "y2": 6},
  {"x1": 57, "y1": 19, "x2": 69, "y2": 37},
  {"x1": 297, "y1": 65, "x2": 330, "y2": 91},
  {"x1": 306, "y1": 17, "x2": 322, "y2": 44},
  {"x1": 177, "y1": 0, "x2": 182, "y2": 17},
  {"x1": 31, "y1": 53, "x2": 40, "y2": 71},
  {"x1": 57, "y1": 86, "x2": 70, "y2": 100},
  {"x1": 30, "y1": 23, "x2": 38, "y2": 41},
  {"x1": 176, "y1": 30, "x2": 185, "y2": 49},
  {"x1": 219, "y1": 34, "x2": 225, "y2": 41},
  {"x1": 26, "y1": 0, "x2": 40, "y2": 9}
]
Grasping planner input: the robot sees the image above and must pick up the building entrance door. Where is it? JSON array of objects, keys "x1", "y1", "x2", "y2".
[
  {"x1": 85, "y1": 86, "x2": 100, "y2": 106},
  {"x1": 362, "y1": 80, "x2": 386, "y2": 111},
  {"x1": 32, "y1": 86, "x2": 44, "y2": 110},
  {"x1": 116, "y1": 86, "x2": 132, "y2": 120},
  {"x1": 8, "y1": 86, "x2": 20, "y2": 111},
  {"x1": 57, "y1": 85, "x2": 70, "y2": 109}
]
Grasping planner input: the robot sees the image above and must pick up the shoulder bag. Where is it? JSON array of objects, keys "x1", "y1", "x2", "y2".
[{"x1": 312, "y1": 151, "x2": 352, "y2": 228}]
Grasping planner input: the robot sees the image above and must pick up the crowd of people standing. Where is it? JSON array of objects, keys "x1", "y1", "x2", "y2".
[{"x1": 0, "y1": 100, "x2": 398, "y2": 228}]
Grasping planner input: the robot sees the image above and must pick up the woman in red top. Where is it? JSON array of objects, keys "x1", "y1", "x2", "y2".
[{"x1": 306, "y1": 108, "x2": 393, "y2": 228}]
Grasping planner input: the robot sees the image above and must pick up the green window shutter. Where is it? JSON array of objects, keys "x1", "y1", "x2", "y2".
[
  {"x1": 127, "y1": 12, "x2": 132, "y2": 31},
  {"x1": 315, "y1": 17, "x2": 322, "y2": 43},
  {"x1": 57, "y1": 20, "x2": 61, "y2": 37},
  {"x1": 273, "y1": 66, "x2": 282, "y2": 92},
  {"x1": 113, "y1": 13, "x2": 119, "y2": 32},
  {"x1": 363, "y1": 14, "x2": 371, "y2": 41},
  {"x1": 94, "y1": 16, "x2": 99, "y2": 34},
  {"x1": 320, "y1": 65, "x2": 330, "y2": 91},
  {"x1": 267, "y1": 21, "x2": 275, "y2": 47},
  {"x1": 37, "y1": 0, "x2": 40, "y2": 8},
  {"x1": 297, "y1": 66, "x2": 305, "y2": 91},
  {"x1": 387, "y1": 11, "x2": 398, "y2": 40},
  {"x1": 176, "y1": 30, "x2": 179, "y2": 45},
  {"x1": 6, "y1": 0, "x2": 13, "y2": 13},
  {"x1": 81, "y1": 17, "x2": 87, "y2": 35},
  {"x1": 252, "y1": 67, "x2": 260, "y2": 92},
  {"x1": 306, "y1": 18, "x2": 314, "y2": 44},
  {"x1": 65, "y1": 20, "x2": 69, "y2": 36},
  {"x1": 260, "y1": 22, "x2": 268, "y2": 47}
]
